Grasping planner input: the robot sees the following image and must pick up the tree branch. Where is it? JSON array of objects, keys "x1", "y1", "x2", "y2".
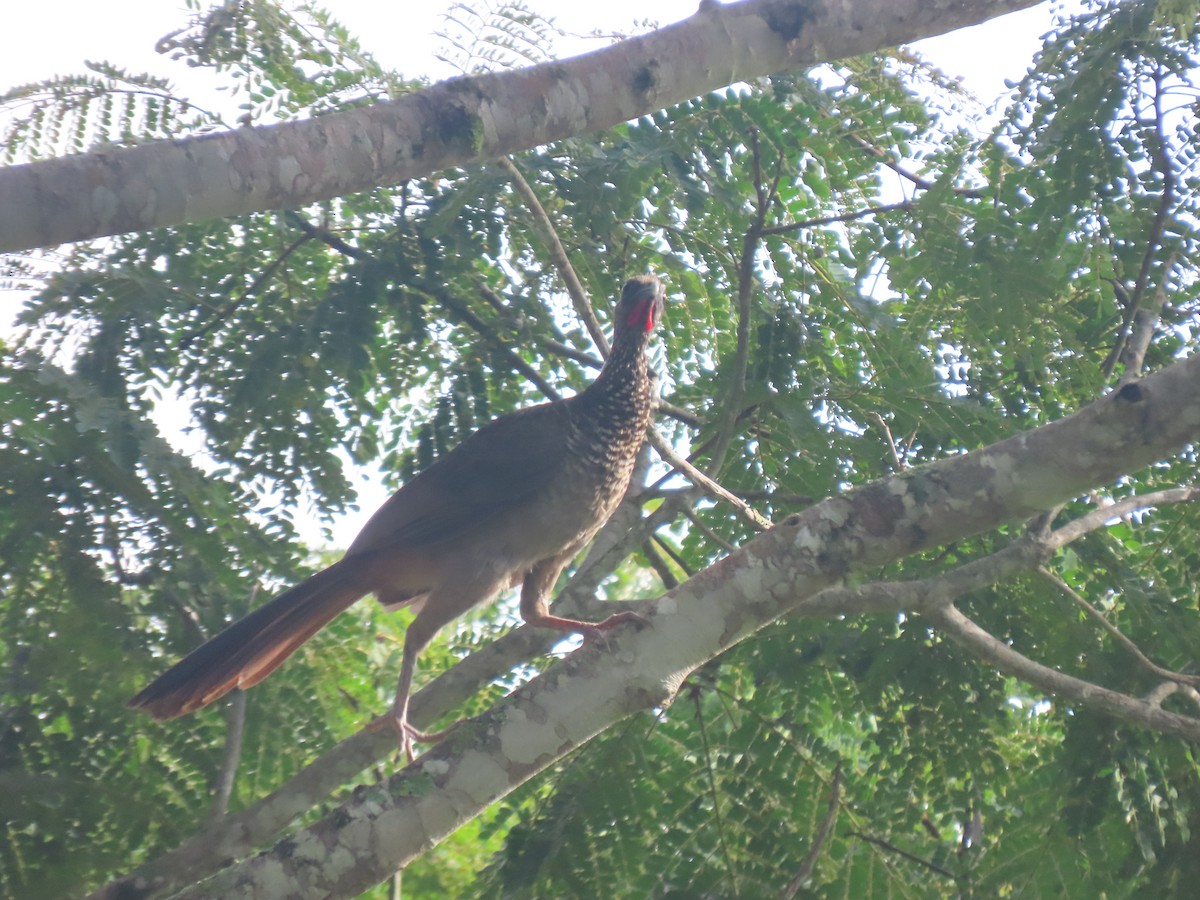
[
  {"x1": 707, "y1": 129, "x2": 767, "y2": 475},
  {"x1": 178, "y1": 231, "x2": 312, "y2": 350},
  {"x1": 845, "y1": 831, "x2": 955, "y2": 879},
  {"x1": 1035, "y1": 566, "x2": 1200, "y2": 687},
  {"x1": 841, "y1": 131, "x2": 986, "y2": 200},
  {"x1": 757, "y1": 200, "x2": 913, "y2": 237},
  {"x1": 780, "y1": 763, "x2": 842, "y2": 899},
  {"x1": 647, "y1": 427, "x2": 771, "y2": 530},
  {"x1": 421, "y1": 283, "x2": 563, "y2": 401},
  {"x1": 204, "y1": 690, "x2": 247, "y2": 826},
  {"x1": 498, "y1": 156, "x2": 609, "y2": 354},
  {"x1": 1045, "y1": 486, "x2": 1200, "y2": 548},
  {"x1": 0, "y1": 0, "x2": 1044, "y2": 252},
  {"x1": 1101, "y1": 66, "x2": 1177, "y2": 379},
  {"x1": 926, "y1": 604, "x2": 1200, "y2": 739}
]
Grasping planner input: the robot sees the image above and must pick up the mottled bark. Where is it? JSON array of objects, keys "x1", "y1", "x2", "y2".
[{"x1": 0, "y1": 0, "x2": 1042, "y2": 253}]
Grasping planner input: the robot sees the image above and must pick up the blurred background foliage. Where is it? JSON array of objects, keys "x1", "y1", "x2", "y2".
[{"x1": 2, "y1": 0, "x2": 1199, "y2": 896}]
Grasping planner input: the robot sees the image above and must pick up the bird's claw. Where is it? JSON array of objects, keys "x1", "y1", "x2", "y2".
[
  {"x1": 386, "y1": 715, "x2": 462, "y2": 764},
  {"x1": 580, "y1": 611, "x2": 651, "y2": 648}
]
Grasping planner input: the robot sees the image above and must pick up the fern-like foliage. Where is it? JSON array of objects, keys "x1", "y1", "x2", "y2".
[
  {"x1": 0, "y1": 64, "x2": 211, "y2": 162},
  {"x1": 435, "y1": 0, "x2": 559, "y2": 74}
]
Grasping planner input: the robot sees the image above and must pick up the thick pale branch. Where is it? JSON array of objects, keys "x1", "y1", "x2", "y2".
[
  {"x1": 793, "y1": 534, "x2": 1049, "y2": 619},
  {"x1": 0, "y1": 0, "x2": 1044, "y2": 252},
  {"x1": 171, "y1": 356, "x2": 1200, "y2": 899},
  {"x1": 795, "y1": 485, "x2": 1200, "y2": 618},
  {"x1": 1144, "y1": 681, "x2": 1200, "y2": 712}
]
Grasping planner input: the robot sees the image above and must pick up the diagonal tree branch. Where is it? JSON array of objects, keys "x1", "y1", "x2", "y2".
[
  {"x1": 647, "y1": 427, "x2": 772, "y2": 530},
  {"x1": 1045, "y1": 486, "x2": 1200, "y2": 547},
  {"x1": 1035, "y1": 566, "x2": 1200, "y2": 687},
  {"x1": 926, "y1": 604, "x2": 1200, "y2": 735},
  {"x1": 0, "y1": 0, "x2": 1044, "y2": 253},
  {"x1": 706, "y1": 130, "x2": 769, "y2": 476},
  {"x1": 498, "y1": 156, "x2": 609, "y2": 354},
  {"x1": 780, "y1": 763, "x2": 842, "y2": 899},
  {"x1": 794, "y1": 485, "x2": 1200, "y2": 622},
  {"x1": 845, "y1": 830, "x2": 955, "y2": 879}
]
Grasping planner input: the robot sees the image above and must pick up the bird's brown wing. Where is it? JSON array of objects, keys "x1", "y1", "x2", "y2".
[{"x1": 346, "y1": 399, "x2": 574, "y2": 556}]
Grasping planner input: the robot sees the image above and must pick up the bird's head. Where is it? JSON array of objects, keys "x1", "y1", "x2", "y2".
[{"x1": 616, "y1": 274, "x2": 666, "y2": 338}]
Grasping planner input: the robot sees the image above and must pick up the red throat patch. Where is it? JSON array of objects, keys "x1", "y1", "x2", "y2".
[{"x1": 626, "y1": 299, "x2": 656, "y2": 332}]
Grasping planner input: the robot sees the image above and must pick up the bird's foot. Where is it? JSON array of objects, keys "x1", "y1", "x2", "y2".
[
  {"x1": 526, "y1": 609, "x2": 650, "y2": 650},
  {"x1": 395, "y1": 716, "x2": 462, "y2": 764},
  {"x1": 579, "y1": 610, "x2": 651, "y2": 648}
]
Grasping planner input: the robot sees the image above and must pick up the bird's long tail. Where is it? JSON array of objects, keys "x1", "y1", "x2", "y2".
[{"x1": 128, "y1": 561, "x2": 366, "y2": 719}]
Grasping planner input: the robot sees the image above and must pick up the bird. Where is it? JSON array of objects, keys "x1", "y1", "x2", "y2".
[{"x1": 129, "y1": 274, "x2": 665, "y2": 760}]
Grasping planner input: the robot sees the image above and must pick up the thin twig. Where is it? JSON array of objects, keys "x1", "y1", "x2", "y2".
[
  {"x1": 691, "y1": 685, "x2": 741, "y2": 894},
  {"x1": 283, "y1": 210, "x2": 365, "y2": 259},
  {"x1": 498, "y1": 156, "x2": 609, "y2": 354},
  {"x1": 870, "y1": 411, "x2": 905, "y2": 471},
  {"x1": 179, "y1": 232, "x2": 312, "y2": 349},
  {"x1": 1117, "y1": 252, "x2": 1176, "y2": 387},
  {"x1": 780, "y1": 763, "x2": 842, "y2": 899},
  {"x1": 540, "y1": 335, "x2": 603, "y2": 368},
  {"x1": 845, "y1": 831, "x2": 955, "y2": 879},
  {"x1": 706, "y1": 131, "x2": 767, "y2": 475},
  {"x1": 680, "y1": 504, "x2": 738, "y2": 554},
  {"x1": 205, "y1": 689, "x2": 247, "y2": 825},
  {"x1": 283, "y1": 211, "x2": 563, "y2": 400},
  {"x1": 648, "y1": 427, "x2": 771, "y2": 531},
  {"x1": 423, "y1": 284, "x2": 562, "y2": 401},
  {"x1": 1128, "y1": 66, "x2": 1177, "y2": 319},
  {"x1": 840, "y1": 130, "x2": 985, "y2": 200},
  {"x1": 206, "y1": 583, "x2": 259, "y2": 824},
  {"x1": 757, "y1": 200, "x2": 913, "y2": 237},
  {"x1": 478, "y1": 284, "x2": 605, "y2": 368},
  {"x1": 1101, "y1": 66, "x2": 1177, "y2": 379},
  {"x1": 1035, "y1": 567, "x2": 1200, "y2": 686}
]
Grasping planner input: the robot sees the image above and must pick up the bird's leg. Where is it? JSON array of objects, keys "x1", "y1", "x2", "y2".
[
  {"x1": 519, "y1": 561, "x2": 649, "y2": 646},
  {"x1": 386, "y1": 569, "x2": 510, "y2": 762},
  {"x1": 375, "y1": 600, "x2": 459, "y2": 761}
]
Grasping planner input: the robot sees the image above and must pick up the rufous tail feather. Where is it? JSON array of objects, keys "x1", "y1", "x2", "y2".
[{"x1": 128, "y1": 561, "x2": 365, "y2": 719}]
